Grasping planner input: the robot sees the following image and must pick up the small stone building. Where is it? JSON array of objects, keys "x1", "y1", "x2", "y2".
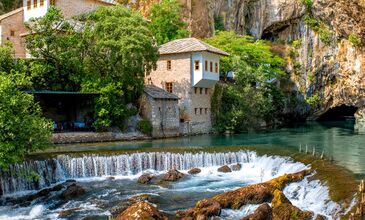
[
  {"x1": 145, "y1": 38, "x2": 229, "y2": 134},
  {"x1": 141, "y1": 85, "x2": 180, "y2": 138}
]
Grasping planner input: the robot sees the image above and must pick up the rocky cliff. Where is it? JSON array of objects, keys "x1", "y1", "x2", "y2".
[{"x1": 125, "y1": 0, "x2": 365, "y2": 120}]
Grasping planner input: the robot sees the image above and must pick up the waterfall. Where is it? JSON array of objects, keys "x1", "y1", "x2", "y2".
[{"x1": 0, "y1": 151, "x2": 256, "y2": 196}]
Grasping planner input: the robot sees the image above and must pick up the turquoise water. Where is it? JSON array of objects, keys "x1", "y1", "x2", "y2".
[{"x1": 47, "y1": 121, "x2": 365, "y2": 177}]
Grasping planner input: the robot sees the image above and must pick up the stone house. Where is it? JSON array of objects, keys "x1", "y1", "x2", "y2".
[
  {"x1": 0, "y1": 0, "x2": 115, "y2": 58},
  {"x1": 145, "y1": 38, "x2": 229, "y2": 134},
  {"x1": 141, "y1": 85, "x2": 180, "y2": 138}
]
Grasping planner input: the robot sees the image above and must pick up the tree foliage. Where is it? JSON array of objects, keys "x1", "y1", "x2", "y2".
[
  {"x1": 25, "y1": 6, "x2": 159, "y2": 130},
  {"x1": 206, "y1": 32, "x2": 286, "y2": 133},
  {"x1": 0, "y1": 73, "x2": 52, "y2": 168},
  {"x1": 148, "y1": 0, "x2": 189, "y2": 45}
]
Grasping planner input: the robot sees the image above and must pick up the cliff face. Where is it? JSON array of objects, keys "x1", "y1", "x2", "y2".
[{"x1": 127, "y1": 0, "x2": 365, "y2": 120}]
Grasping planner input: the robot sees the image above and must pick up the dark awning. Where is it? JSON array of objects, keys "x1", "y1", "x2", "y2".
[{"x1": 25, "y1": 90, "x2": 99, "y2": 96}]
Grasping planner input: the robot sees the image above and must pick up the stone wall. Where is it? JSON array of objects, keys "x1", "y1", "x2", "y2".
[
  {"x1": 0, "y1": 9, "x2": 27, "y2": 58},
  {"x1": 51, "y1": 131, "x2": 150, "y2": 144},
  {"x1": 141, "y1": 95, "x2": 180, "y2": 138}
]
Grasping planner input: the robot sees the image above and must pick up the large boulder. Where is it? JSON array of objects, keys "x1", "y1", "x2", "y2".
[
  {"x1": 176, "y1": 199, "x2": 221, "y2": 219},
  {"x1": 231, "y1": 163, "x2": 242, "y2": 171},
  {"x1": 162, "y1": 169, "x2": 185, "y2": 181},
  {"x1": 242, "y1": 203, "x2": 272, "y2": 220},
  {"x1": 138, "y1": 173, "x2": 154, "y2": 184},
  {"x1": 115, "y1": 202, "x2": 167, "y2": 220},
  {"x1": 60, "y1": 183, "x2": 86, "y2": 200},
  {"x1": 188, "y1": 168, "x2": 202, "y2": 175},
  {"x1": 217, "y1": 165, "x2": 232, "y2": 173}
]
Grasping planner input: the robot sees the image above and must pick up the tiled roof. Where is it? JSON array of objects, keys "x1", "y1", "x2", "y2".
[
  {"x1": 0, "y1": 8, "x2": 22, "y2": 21},
  {"x1": 98, "y1": 0, "x2": 116, "y2": 5},
  {"x1": 144, "y1": 85, "x2": 179, "y2": 100},
  {"x1": 159, "y1": 38, "x2": 229, "y2": 56}
]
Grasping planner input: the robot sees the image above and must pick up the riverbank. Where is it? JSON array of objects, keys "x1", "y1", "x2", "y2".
[{"x1": 51, "y1": 131, "x2": 152, "y2": 144}]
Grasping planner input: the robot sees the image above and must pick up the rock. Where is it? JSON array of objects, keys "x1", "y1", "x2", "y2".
[
  {"x1": 242, "y1": 203, "x2": 272, "y2": 220},
  {"x1": 115, "y1": 202, "x2": 167, "y2": 220},
  {"x1": 231, "y1": 163, "x2": 242, "y2": 171},
  {"x1": 58, "y1": 208, "x2": 81, "y2": 218},
  {"x1": 315, "y1": 215, "x2": 326, "y2": 220},
  {"x1": 177, "y1": 199, "x2": 221, "y2": 219},
  {"x1": 178, "y1": 170, "x2": 311, "y2": 219},
  {"x1": 106, "y1": 176, "x2": 115, "y2": 181},
  {"x1": 188, "y1": 168, "x2": 201, "y2": 175},
  {"x1": 65, "y1": 179, "x2": 77, "y2": 183},
  {"x1": 217, "y1": 165, "x2": 232, "y2": 173},
  {"x1": 128, "y1": 194, "x2": 152, "y2": 204},
  {"x1": 271, "y1": 190, "x2": 313, "y2": 220},
  {"x1": 138, "y1": 173, "x2": 154, "y2": 184},
  {"x1": 161, "y1": 169, "x2": 185, "y2": 181},
  {"x1": 60, "y1": 183, "x2": 86, "y2": 200}
]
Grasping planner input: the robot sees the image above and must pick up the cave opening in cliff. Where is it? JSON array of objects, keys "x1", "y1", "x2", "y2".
[{"x1": 318, "y1": 105, "x2": 358, "y2": 121}]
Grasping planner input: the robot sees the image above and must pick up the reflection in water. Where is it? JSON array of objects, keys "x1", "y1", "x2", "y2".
[{"x1": 47, "y1": 121, "x2": 365, "y2": 177}]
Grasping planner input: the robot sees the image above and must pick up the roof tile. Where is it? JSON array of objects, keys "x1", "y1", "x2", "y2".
[{"x1": 159, "y1": 38, "x2": 229, "y2": 56}]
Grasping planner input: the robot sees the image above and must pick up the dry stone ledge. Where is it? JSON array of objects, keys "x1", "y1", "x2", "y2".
[{"x1": 177, "y1": 169, "x2": 311, "y2": 219}]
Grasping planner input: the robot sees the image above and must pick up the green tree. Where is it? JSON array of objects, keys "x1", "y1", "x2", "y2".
[
  {"x1": 148, "y1": 0, "x2": 189, "y2": 45},
  {"x1": 79, "y1": 6, "x2": 158, "y2": 129},
  {"x1": 206, "y1": 31, "x2": 286, "y2": 133},
  {"x1": 25, "y1": 7, "x2": 83, "y2": 91},
  {"x1": 25, "y1": 6, "x2": 159, "y2": 130},
  {"x1": 0, "y1": 74, "x2": 52, "y2": 168}
]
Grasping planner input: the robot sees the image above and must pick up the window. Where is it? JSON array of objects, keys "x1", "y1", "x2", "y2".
[
  {"x1": 34, "y1": 0, "x2": 38, "y2": 8},
  {"x1": 215, "y1": 63, "x2": 218, "y2": 73},
  {"x1": 40, "y1": 0, "x2": 44, "y2": 6},
  {"x1": 205, "y1": 88, "x2": 208, "y2": 94},
  {"x1": 200, "y1": 88, "x2": 203, "y2": 94},
  {"x1": 10, "y1": 30, "x2": 15, "y2": 37},
  {"x1": 210, "y1": 62, "x2": 213, "y2": 72},
  {"x1": 205, "y1": 60, "x2": 208, "y2": 71},
  {"x1": 194, "y1": 60, "x2": 200, "y2": 70},
  {"x1": 194, "y1": 87, "x2": 198, "y2": 94},
  {"x1": 167, "y1": 60, "x2": 172, "y2": 70},
  {"x1": 200, "y1": 108, "x2": 203, "y2": 114},
  {"x1": 50, "y1": 0, "x2": 56, "y2": 6},
  {"x1": 27, "y1": 0, "x2": 31, "y2": 10},
  {"x1": 195, "y1": 108, "x2": 198, "y2": 115},
  {"x1": 165, "y1": 82, "x2": 173, "y2": 93},
  {"x1": 205, "y1": 108, "x2": 208, "y2": 114}
]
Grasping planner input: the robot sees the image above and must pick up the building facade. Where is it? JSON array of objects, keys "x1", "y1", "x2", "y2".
[
  {"x1": 0, "y1": 0, "x2": 115, "y2": 58},
  {"x1": 141, "y1": 85, "x2": 180, "y2": 138},
  {"x1": 146, "y1": 38, "x2": 229, "y2": 134}
]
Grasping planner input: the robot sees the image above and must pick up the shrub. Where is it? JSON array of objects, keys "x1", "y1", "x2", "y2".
[
  {"x1": 292, "y1": 40, "x2": 302, "y2": 49},
  {"x1": 137, "y1": 119, "x2": 153, "y2": 135},
  {"x1": 304, "y1": 15, "x2": 320, "y2": 31},
  {"x1": 349, "y1": 34, "x2": 362, "y2": 47},
  {"x1": 301, "y1": 0, "x2": 313, "y2": 11},
  {"x1": 305, "y1": 94, "x2": 320, "y2": 109},
  {"x1": 319, "y1": 28, "x2": 332, "y2": 45}
]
